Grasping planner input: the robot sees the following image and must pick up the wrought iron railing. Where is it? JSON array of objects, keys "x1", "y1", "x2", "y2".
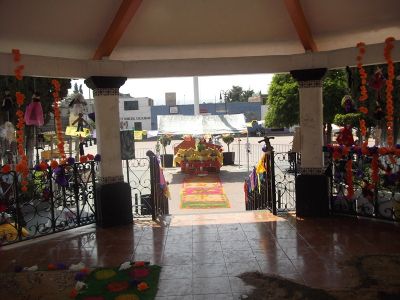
[
  {"x1": 326, "y1": 149, "x2": 400, "y2": 222},
  {"x1": 122, "y1": 151, "x2": 169, "y2": 220},
  {"x1": 0, "y1": 161, "x2": 98, "y2": 245},
  {"x1": 123, "y1": 158, "x2": 152, "y2": 218},
  {"x1": 245, "y1": 149, "x2": 299, "y2": 215}
]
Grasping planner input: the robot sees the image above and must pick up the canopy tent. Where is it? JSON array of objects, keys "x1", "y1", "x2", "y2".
[{"x1": 157, "y1": 114, "x2": 247, "y2": 135}]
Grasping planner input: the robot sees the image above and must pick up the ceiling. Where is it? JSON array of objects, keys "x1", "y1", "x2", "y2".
[{"x1": 0, "y1": 0, "x2": 399, "y2": 77}]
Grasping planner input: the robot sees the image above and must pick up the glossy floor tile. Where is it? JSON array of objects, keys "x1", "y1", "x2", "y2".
[{"x1": 1, "y1": 211, "x2": 400, "y2": 299}]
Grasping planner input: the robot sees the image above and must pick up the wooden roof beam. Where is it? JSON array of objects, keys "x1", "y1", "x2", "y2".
[
  {"x1": 284, "y1": 0, "x2": 317, "y2": 52},
  {"x1": 93, "y1": 0, "x2": 143, "y2": 60}
]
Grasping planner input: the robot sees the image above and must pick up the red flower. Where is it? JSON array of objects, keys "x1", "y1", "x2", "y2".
[
  {"x1": 130, "y1": 268, "x2": 150, "y2": 278},
  {"x1": 1, "y1": 165, "x2": 11, "y2": 173},
  {"x1": 107, "y1": 281, "x2": 129, "y2": 292}
]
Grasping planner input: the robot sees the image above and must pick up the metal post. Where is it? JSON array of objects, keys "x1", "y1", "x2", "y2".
[
  {"x1": 148, "y1": 154, "x2": 157, "y2": 221},
  {"x1": 238, "y1": 138, "x2": 241, "y2": 168},
  {"x1": 125, "y1": 159, "x2": 130, "y2": 183},
  {"x1": 72, "y1": 164, "x2": 81, "y2": 225},
  {"x1": 246, "y1": 132, "x2": 250, "y2": 173},
  {"x1": 270, "y1": 150, "x2": 277, "y2": 215}
]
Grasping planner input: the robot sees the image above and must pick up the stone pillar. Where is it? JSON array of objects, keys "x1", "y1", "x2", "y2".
[
  {"x1": 85, "y1": 76, "x2": 133, "y2": 227},
  {"x1": 290, "y1": 68, "x2": 329, "y2": 217}
]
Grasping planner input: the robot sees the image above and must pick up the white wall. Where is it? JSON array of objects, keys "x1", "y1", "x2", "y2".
[{"x1": 119, "y1": 97, "x2": 152, "y2": 131}]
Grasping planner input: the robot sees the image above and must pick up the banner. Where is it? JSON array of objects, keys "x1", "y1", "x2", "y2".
[{"x1": 120, "y1": 130, "x2": 135, "y2": 160}]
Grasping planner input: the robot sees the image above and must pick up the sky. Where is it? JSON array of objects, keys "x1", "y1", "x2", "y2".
[{"x1": 70, "y1": 73, "x2": 273, "y2": 105}]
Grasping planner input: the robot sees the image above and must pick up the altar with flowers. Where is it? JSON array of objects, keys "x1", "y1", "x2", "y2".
[{"x1": 174, "y1": 136, "x2": 223, "y2": 175}]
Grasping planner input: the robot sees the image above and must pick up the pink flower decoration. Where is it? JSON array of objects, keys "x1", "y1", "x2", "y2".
[{"x1": 130, "y1": 268, "x2": 150, "y2": 278}]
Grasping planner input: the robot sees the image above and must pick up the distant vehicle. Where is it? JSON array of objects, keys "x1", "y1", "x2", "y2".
[{"x1": 247, "y1": 120, "x2": 266, "y2": 137}]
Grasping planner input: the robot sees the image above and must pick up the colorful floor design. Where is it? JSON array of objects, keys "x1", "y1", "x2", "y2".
[
  {"x1": 180, "y1": 174, "x2": 230, "y2": 209},
  {"x1": 0, "y1": 262, "x2": 161, "y2": 300},
  {"x1": 76, "y1": 263, "x2": 161, "y2": 300}
]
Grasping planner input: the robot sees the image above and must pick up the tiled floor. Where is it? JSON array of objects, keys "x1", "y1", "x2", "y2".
[{"x1": 1, "y1": 211, "x2": 400, "y2": 299}]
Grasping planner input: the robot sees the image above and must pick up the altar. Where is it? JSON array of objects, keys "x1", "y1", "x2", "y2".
[{"x1": 174, "y1": 137, "x2": 223, "y2": 175}]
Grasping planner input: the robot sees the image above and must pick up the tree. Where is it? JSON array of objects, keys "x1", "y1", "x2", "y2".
[
  {"x1": 265, "y1": 74, "x2": 299, "y2": 128},
  {"x1": 223, "y1": 85, "x2": 254, "y2": 102},
  {"x1": 323, "y1": 70, "x2": 348, "y2": 143},
  {"x1": 265, "y1": 71, "x2": 348, "y2": 142}
]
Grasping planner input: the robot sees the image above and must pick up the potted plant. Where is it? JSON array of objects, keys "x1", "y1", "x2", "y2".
[
  {"x1": 222, "y1": 134, "x2": 235, "y2": 165},
  {"x1": 159, "y1": 135, "x2": 174, "y2": 167}
]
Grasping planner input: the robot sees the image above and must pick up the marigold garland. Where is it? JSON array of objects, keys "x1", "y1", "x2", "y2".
[
  {"x1": 51, "y1": 79, "x2": 66, "y2": 159},
  {"x1": 384, "y1": 37, "x2": 395, "y2": 147},
  {"x1": 12, "y1": 49, "x2": 29, "y2": 192},
  {"x1": 356, "y1": 42, "x2": 368, "y2": 140}
]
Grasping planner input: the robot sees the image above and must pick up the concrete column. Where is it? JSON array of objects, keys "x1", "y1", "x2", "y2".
[
  {"x1": 85, "y1": 76, "x2": 133, "y2": 227},
  {"x1": 193, "y1": 76, "x2": 200, "y2": 115},
  {"x1": 290, "y1": 68, "x2": 329, "y2": 217}
]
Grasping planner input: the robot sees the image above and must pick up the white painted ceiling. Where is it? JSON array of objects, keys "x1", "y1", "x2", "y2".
[{"x1": 0, "y1": 0, "x2": 399, "y2": 61}]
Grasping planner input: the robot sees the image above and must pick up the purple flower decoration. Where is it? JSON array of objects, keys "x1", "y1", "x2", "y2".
[
  {"x1": 396, "y1": 144, "x2": 400, "y2": 149},
  {"x1": 262, "y1": 145, "x2": 267, "y2": 153},
  {"x1": 54, "y1": 166, "x2": 62, "y2": 175},
  {"x1": 130, "y1": 279, "x2": 140, "y2": 287},
  {"x1": 67, "y1": 157, "x2": 75, "y2": 165},
  {"x1": 75, "y1": 272, "x2": 87, "y2": 281},
  {"x1": 356, "y1": 169, "x2": 364, "y2": 178},
  {"x1": 34, "y1": 164, "x2": 41, "y2": 171},
  {"x1": 14, "y1": 265, "x2": 23, "y2": 272},
  {"x1": 94, "y1": 154, "x2": 101, "y2": 162},
  {"x1": 56, "y1": 263, "x2": 67, "y2": 270}
]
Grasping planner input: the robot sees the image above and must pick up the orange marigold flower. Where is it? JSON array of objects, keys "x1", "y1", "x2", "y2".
[
  {"x1": 50, "y1": 160, "x2": 59, "y2": 169},
  {"x1": 137, "y1": 282, "x2": 149, "y2": 291}
]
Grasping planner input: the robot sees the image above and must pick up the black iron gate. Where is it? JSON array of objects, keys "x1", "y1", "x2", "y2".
[
  {"x1": 0, "y1": 161, "x2": 98, "y2": 245},
  {"x1": 123, "y1": 151, "x2": 169, "y2": 221},
  {"x1": 245, "y1": 138, "x2": 299, "y2": 215}
]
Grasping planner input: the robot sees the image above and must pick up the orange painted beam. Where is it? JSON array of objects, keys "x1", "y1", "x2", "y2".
[
  {"x1": 93, "y1": 0, "x2": 143, "y2": 60},
  {"x1": 284, "y1": 0, "x2": 317, "y2": 52}
]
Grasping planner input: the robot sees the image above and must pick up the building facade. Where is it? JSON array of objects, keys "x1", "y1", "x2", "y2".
[{"x1": 119, "y1": 94, "x2": 153, "y2": 131}]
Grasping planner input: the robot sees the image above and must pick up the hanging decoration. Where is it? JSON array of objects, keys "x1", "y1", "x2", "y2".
[
  {"x1": 51, "y1": 79, "x2": 66, "y2": 160},
  {"x1": 384, "y1": 37, "x2": 395, "y2": 147},
  {"x1": 356, "y1": 42, "x2": 368, "y2": 141},
  {"x1": 24, "y1": 92, "x2": 44, "y2": 127},
  {"x1": 12, "y1": 49, "x2": 29, "y2": 192}
]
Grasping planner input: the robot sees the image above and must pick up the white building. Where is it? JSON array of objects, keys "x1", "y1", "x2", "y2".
[{"x1": 119, "y1": 94, "x2": 153, "y2": 131}]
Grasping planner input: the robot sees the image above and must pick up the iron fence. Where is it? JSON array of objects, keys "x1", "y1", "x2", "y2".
[
  {"x1": 123, "y1": 151, "x2": 169, "y2": 220},
  {"x1": 0, "y1": 161, "x2": 98, "y2": 245},
  {"x1": 245, "y1": 149, "x2": 299, "y2": 215},
  {"x1": 327, "y1": 151, "x2": 400, "y2": 222}
]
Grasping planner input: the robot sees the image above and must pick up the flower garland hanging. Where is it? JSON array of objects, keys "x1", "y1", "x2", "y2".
[
  {"x1": 51, "y1": 79, "x2": 66, "y2": 160},
  {"x1": 384, "y1": 37, "x2": 395, "y2": 147},
  {"x1": 12, "y1": 49, "x2": 29, "y2": 192},
  {"x1": 356, "y1": 42, "x2": 368, "y2": 141}
]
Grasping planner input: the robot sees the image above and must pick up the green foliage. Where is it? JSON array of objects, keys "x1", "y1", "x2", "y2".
[
  {"x1": 333, "y1": 113, "x2": 362, "y2": 128},
  {"x1": 159, "y1": 135, "x2": 172, "y2": 154},
  {"x1": 223, "y1": 86, "x2": 254, "y2": 102},
  {"x1": 265, "y1": 74, "x2": 299, "y2": 127},
  {"x1": 265, "y1": 71, "x2": 348, "y2": 128},
  {"x1": 323, "y1": 70, "x2": 348, "y2": 124},
  {"x1": 222, "y1": 134, "x2": 234, "y2": 152}
]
